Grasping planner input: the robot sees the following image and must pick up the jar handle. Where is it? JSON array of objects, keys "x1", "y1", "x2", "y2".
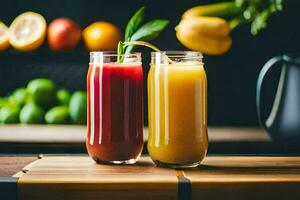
[{"x1": 256, "y1": 56, "x2": 284, "y2": 130}]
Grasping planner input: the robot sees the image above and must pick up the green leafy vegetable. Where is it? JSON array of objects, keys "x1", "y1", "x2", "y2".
[
  {"x1": 233, "y1": 0, "x2": 283, "y2": 35},
  {"x1": 199, "y1": 0, "x2": 283, "y2": 35}
]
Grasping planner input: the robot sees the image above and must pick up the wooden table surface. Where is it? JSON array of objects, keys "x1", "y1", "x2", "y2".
[
  {"x1": 0, "y1": 125, "x2": 270, "y2": 143},
  {"x1": 0, "y1": 155, "x2": 298, "y2": 200},
  {"x1": 2, "y1": 125, "x2": 300, "y2": 154},
  {"x1": 1, "y1": 126, "x2": 300, "y2": 199},
  {"x1": 1, "y1": 125, "x2": 285, "y2": 154},
  {"x1": 0, "y1": 156, "x2": 36, "y2": 177}
]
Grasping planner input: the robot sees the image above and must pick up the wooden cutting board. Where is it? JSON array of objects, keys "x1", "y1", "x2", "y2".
[
  {"x1": 17, "y1": 156, "x2": 300, "y2": 200},
  {"x1": 18, "y1": 156, "x2": 178, "y2": 200}
]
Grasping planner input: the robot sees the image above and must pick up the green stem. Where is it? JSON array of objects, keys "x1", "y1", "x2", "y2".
[
  {"x1": 184, "y1": 1, "x2": 243, "y2": 19},
  {"x1": 117, "y1": 41, "x2": 160, "y2": 63},
  {"x1": 117, "y1": 41, "x2": 124, "y2": 63},
  {"x1": 123, "y1": 41, "x2": 161, "y2": 52},
  {"x1": 229, "y1": 16, "x2": 247, "y2": 30},
  {"x1": 206, "y1": 1, "x2": 243, "y2": 19},
  {"x1": 119, "y1": 41, "x2": 175, "y2": 64}
]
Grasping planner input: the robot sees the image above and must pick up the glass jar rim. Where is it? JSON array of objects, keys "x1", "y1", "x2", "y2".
[
  {"x1": 151, "y1": 51, "x2": 203, "y2": 58},
  {"x1": 89, "y1": 51, "x2": 142, "y2": 65},
  {"x1": 151, "y1": 51, "x2": 203, "y2": 65},
  {"x1": 90, "y1": 51, "x2": 141, "y2": 57}
]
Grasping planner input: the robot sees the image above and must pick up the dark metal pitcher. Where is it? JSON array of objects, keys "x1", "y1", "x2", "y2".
[{"x1": 257, "y1": 55, "x2": 300, "y2": 140}]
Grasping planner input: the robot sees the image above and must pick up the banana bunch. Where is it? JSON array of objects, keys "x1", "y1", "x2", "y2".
[
  {"x1": 176, "y1": 2, "x2": 237, "y2": 55},
  {"x1": 176, "y1": 1, "x2": 283, "y2": 55},
  {"x1": 177, "y1": 16, "x2": 232, "y2": 55}
]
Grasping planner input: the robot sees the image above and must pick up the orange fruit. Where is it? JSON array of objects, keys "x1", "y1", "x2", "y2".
[
  {"x1": 0, "y1": 21, "x2": 10, "y2": 51},
  {"x1": 9, "y1": 12, "x2": 46, "y2": 52},
  {"x1": 83, "y1": 21, "x2": 122, "y2": 51}
]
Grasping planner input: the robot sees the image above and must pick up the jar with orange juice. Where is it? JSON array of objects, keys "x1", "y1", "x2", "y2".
[{"x1": 147, "y1": 51, "x2": 208, "y2": 168}]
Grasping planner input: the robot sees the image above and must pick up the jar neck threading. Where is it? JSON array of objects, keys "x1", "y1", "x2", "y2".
[
  {"x1": 151, "y1": 51, "x2": 203, "y2": 65},
  {"x1": 90, "y1": 52, "x2": 141, "y2": 64}
]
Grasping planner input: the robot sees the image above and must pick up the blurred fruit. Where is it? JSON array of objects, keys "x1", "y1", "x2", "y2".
[
  {"x1": 56, "y1": 89, "x2": 71, "y2": 105},
  {"x1": 8, "y1": 87, "x2": 27, "y2": 107},
  {"x1": 69, "y1": 91, "x2": 86, "y2": 124},
  {"x1": 0, "y1": 98, "x2": 9, "y2": 108},
  {"x1": 9, "y1": 12, "x2": 46, "y2": 52},
  {"x1": 0, "y1": 21, "x2": 10, "y2": 51},
  {"x1": 182, "y1": 2, "x2": 240, "y2": 19},
  {"x1": 176, "y1": 16, "x2": 232, "y2": 55},
  {"x1": 19, "y1": 103, "x2": 44, "y2": 124},
  {"x1": 47, "y1": 18, "x2": 81, "y2": 50},
  {"x1": 83, "y1": 21, "x2": 122, "y2": 51},
  {"x1": 0, "y1": 106, "x2": 20, "y2": 124},
  {"x1": 27, "y1": 78, "x2": 56, "y2": 108},
  {"x1": 180, "y1": 16, "x2": 230, "y2": 36},
  {"x1": 45, "y1": 105, "x2": 69, "y2": 124}
]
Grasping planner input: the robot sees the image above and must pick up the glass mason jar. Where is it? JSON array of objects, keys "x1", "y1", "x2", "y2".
[
  {"x1": 86, "y1": 52, "x2": 144, "y2": 164},
  {"x1": 147, "y1": 51, "x2": 208, "y2": 168}
]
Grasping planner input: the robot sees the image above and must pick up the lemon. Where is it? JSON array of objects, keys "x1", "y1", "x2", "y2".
[
  {"x1": 0, "y1": 21, "x2": 10, "y2": 51},
  {"x1": 9, "y1": 12, "x2": 47, "y2": 52},
  {"x1": 83, "y1": 21, "x2": 122, "y2": 51}
]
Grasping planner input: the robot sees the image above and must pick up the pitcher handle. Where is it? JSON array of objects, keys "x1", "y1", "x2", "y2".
[{"x1": 256, "y1": 56, "x2": 285, "y2": 130}]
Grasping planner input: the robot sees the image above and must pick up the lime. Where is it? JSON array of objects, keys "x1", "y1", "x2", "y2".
[
  {"x1": 69, "y1": 91, "x2": 87, "y2": 124},
  {"x1": 45, "y1": 106, "x2": 69, "y2": 124},
  {"x1": 19, "y1": 103, "x2": 44, "y2": 124},
  {"x1": 56, "y1": 89, "x2": 71, "y2": 105},
  {"x1": 0, "y1": 106, "x2": 20, "y2": 123},
  {"x1": 27, "y1": 78, "x2": 56, "y2": 108},
  {"x1": 0, "y1": 97, "x2": 9, "y2": 108},
  {"x1": 8, "y1": 87, "x2": 27, "y2": 107}
]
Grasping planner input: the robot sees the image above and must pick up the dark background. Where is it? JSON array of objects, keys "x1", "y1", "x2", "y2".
[{"x1": 0, "y1": 0, "x2": 299, "y2": 126}]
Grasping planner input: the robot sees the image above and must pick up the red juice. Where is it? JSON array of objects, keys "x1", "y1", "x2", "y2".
[{"x1": 86, "y1": 54, "x2": 143, "y2": 164}]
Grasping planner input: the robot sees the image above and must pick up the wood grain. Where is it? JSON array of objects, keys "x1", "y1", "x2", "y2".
[
  {"x1": 17, "y1": 155, "x2": 300, "y2": 200},
  {"x1": 18, "y1": 156, "x2": 178, "y2": 200},
  {"x1": 0, "y1": 156, "x2": 37, "y2": 176},
  {"x1": 185, "y1": 156, "x2": 300, "y2": 200}
]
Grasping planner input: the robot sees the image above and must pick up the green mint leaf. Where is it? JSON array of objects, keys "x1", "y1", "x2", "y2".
[
  {"x1": 130, "y1": 19, "x2": 169, "y2": 41},
  {"x1": 124, "y1": 6, "x2": 145, "y2": 41},
  {"x1": 125, "y1": 19, "x2": 169, "y2": 53}
]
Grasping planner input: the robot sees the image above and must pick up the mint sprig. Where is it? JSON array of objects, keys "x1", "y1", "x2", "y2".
[
  {"x1": 124, "y1": 6, "x2": 145, "y2": 42},
  {"x1": 117, "y1": 7, "x2": 169, "y2": 62},
  {"x1": 125, "y1": 19, "x2": 169, "y2": 53}
]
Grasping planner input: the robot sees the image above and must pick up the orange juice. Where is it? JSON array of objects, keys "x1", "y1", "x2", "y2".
[{"x1": 147, "y1": 51, "x2": 208, "y2": 168}]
